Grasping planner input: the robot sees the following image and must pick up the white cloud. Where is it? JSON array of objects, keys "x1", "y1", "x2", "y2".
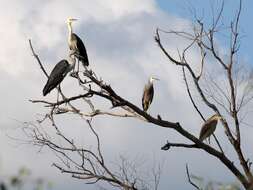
[{"x1": 0, "y1": 0, "x2": 157, "y2": 75}]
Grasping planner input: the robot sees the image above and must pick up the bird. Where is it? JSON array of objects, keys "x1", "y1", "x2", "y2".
[
  {"x1": 142, "y1": 76, "x2": 159, "y2": 112},
  {"x1": 66, "y1": 17, "x2": 89, "y2": 68},
  {"x1": 199, "y1": 114, "x2": 222, "y2": 142},
  {"x1": 43, "y1": 52, "x2": 76, "y2": 96}
]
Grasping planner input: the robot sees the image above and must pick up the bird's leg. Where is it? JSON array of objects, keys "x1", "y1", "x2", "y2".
[
  {"x1": 77, "y1": 59, "x2": 80, "y2": 73},
  {"x1": 208, "y1": 136, "x2": 211, "y2": 144},
  {"x1": 56, "y1": 85, "x2": 60, "y2": 105}
]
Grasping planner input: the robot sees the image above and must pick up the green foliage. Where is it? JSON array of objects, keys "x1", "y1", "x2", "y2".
[
  {"x1": 190, "y1": 175, "x2": 241, "y2": 190},
  {"x1": 0, "y1": 167, "x2": 53, "y2": 190}
]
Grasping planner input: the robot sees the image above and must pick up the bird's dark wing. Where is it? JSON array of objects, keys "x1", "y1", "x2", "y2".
[
  {"x1": 142, "y1": 89, "x2": 146, "y2": 111},
  {"x1": 142, "y1": 84, "x2": 154, "y2": 111},
  {"x1": 149, "y1": 85, "x2": 154, "y2": 104},
  {"x1": 72, "y1": 33, "x2": 89, "y2": 66},
  {"x1": 43, "y1": 60, "x2": 69, "y2": 96}
]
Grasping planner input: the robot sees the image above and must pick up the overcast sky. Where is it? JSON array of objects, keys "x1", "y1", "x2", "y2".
[{"x1": 0, "y1": 0, "x2": 253, "y2": 189}]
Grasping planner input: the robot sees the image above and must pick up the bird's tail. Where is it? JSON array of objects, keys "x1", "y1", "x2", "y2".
[
  {"x1": 80, "y1": 57, "x2": 89, "y2": 67},
  {"x1": 76, "y1": 54, "x2": 89, "y2": 67},
  {"x1": 199, "y1": 136, "x2": 204, "y2": 142},
  {"x1": 43, "y1": 82, "x2": 51, "y2": 96},
  {"x1": 143, "y1": 105, "x2": 148, "y2": 112}
]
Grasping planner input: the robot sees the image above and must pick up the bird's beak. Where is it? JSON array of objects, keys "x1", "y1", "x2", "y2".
[
  {"x1": 153, "y1": 77, "x2": 160, "y2": 81},
  {"x1": 71, "y1": 18, "x2": 78, "y2": 21}
]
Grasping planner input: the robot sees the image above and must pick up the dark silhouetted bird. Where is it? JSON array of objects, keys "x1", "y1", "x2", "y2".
[{"x1": 43, "y1": 53, "x2": 76, "y2": 96}]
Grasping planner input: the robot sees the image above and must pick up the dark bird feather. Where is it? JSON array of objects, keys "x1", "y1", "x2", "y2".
[
  {"x1": 43, "y1": 60, "x2": 69, "y2": 96},
  {"x1": 142, "y1": 82, "x2": 154, "y2": 111},
  {"x1": 71, "y1": 33, "x2": 89, "y2": 67}
]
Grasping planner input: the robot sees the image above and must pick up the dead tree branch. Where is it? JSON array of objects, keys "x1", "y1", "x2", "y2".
[{"x1": 27, "y1": 1, "x2": 253, "y2": 189}]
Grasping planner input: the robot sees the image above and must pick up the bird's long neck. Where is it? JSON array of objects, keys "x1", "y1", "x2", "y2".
[
  {"x1": 147, "y1": 80, "x2": 153, "y2": 88},
  {"x1": 67, "y1": 22, "x2": 73, "y2": 39},
  {"x1": 149, "y1": 78, "x2": 154, "y2": 85}
]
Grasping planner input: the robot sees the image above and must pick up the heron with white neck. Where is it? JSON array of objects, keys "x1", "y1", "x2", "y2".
[
  {"x1": 67, "y1": 17, "x2": 89, "y2": 69},
  {"x1": 142, "y1": 76, "x2": 159, "y2": 112},
  {"x1": 43, "y1": 51, "x2": 76, "y2": 96}
]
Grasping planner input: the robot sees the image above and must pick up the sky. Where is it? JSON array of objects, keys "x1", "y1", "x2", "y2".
[{"x1": 0, "y1": 0, "x2": 252, "y2": 189}]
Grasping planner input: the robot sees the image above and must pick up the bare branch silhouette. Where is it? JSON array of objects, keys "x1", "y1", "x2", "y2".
[{"x1": 26, "y1": 1, "x2": 253, "y2": 189}]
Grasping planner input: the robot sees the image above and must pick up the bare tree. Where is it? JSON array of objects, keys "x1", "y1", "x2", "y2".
[{"x1": 26, "y1": 0, "x2": 253, "y2": 189}]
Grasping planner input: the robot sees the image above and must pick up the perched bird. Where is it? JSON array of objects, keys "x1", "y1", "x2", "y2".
[
  {"x1": 67, "y1": 17, "x2": 89, "y2": 67},
  {"x1": 199, "y1": 114, "x2": 222, "y2": 142},
  {"x1": 43, "y1": 52, "x2": 76, "y2": 96},
  {"x1": 142, "y1": 76, "x2": 159, "y2": 112}
]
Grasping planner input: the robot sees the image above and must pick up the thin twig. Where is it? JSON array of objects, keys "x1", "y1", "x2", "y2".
[
  {"x1": 29, "y1": 39, "x2": 49, "y2": 78},
  {"x1": 186, "y1": 164, "x2": 201, "y2": 190}
]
